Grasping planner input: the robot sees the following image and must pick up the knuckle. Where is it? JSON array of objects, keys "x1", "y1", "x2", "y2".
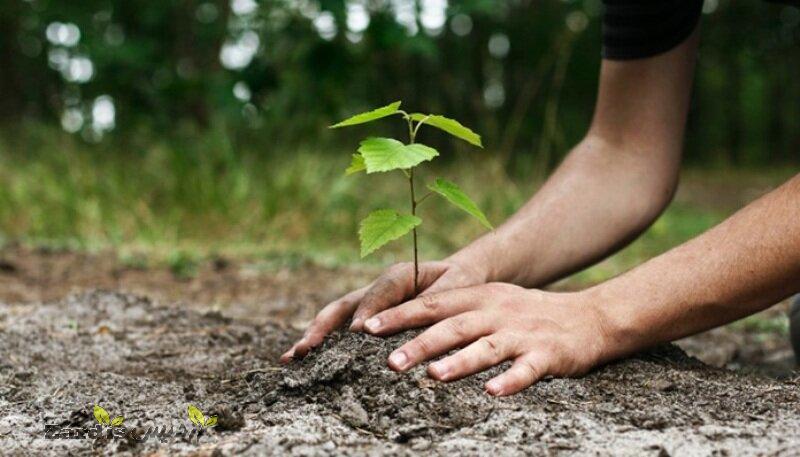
[
  {"x1": 388, "y1": 262, "x2": 412, "y2": 277},
  {"x1": 479, "y1": 335, "x2": 504, "y2": 359},
  {"x1": 409, "y1": 336, "x2": 432, "y2": 356},
  {"x1": 444, "y1": 316, "x2": 469, "y2": 339},
  {"x1": 519, "y1": 358, "x2": 541, "y2": 380},
  {"x1": 317, "y1": 305, "x2": 339, "y2": 321},
  {"x1": 420, "y1": 294, "x2": 439, "y2": 312}
]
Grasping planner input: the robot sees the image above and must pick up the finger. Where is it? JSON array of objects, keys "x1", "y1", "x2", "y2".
[
  {"x1": 349, "y1": 264, "x2": 414, "y2": 331},
  {"x1": 387, "y1": 311, "x2": 495, "y2": 372},
  {"x1": 280, "y1": 286, "x2": 367, "y2": 362},
  {"x1": 427, "y1": 333, "x2": 514, "y2": 382},
  {"x1": 363, "y1": 287, "x2": 482, "y2": 335},
  {"x1": 485, "y1": 352, "x2": 550, "y2": 396}
]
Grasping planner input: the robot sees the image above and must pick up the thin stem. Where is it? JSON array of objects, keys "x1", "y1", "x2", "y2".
[
  {"x1": 409, "y1": 168, "x2": 419, "y2": 296},
  {"x1": 407, "y1": 117, "x2": 420, "y2": 295},
  {"x1": 412, "y1": 115, "x2": 430, "y2": 139},
  {"x1": 416, "y1": 190, "x2": 433, "y2": 206}
]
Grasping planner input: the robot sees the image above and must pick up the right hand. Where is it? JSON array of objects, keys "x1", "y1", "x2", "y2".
[{"x1": 280, "y1": 260, "x2": 488, "y2": 362}]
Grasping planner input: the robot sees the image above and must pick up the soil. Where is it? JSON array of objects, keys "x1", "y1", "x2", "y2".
[
  {"x1": 0, "y1": 245, "x2": 795, "y2": 378},
  {"x1": 1, "y1": 290, "x2": 799, "y2": 456}
]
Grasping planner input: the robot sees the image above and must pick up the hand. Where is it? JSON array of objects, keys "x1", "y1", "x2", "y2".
[
  {"x1": 361, "y1": 283, "x2": 610, "y2": 396},
  {"x1": 280, "y1": 259, "x2": 488, "y2": 362}
]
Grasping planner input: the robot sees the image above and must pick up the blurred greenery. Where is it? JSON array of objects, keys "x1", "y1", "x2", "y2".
[
  {"x1": 2, "y1": 0, "x2": 798, "y2": 164},
  {"x1": 0, "y1": 0, "x2": 798, "y2": 284}
]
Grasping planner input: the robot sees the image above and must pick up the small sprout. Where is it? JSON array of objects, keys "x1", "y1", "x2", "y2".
[
  {"x1": 93, "y1": 405, "x2": 124, "y2": 427},
  {"x1": 187, "y1": 404, "x2": 205, "y2": 427},
  {"x1": 187, "y1": 404, "x2": 218, "y2": 428},
  {"x1": 93, "y1": 405, "x2": 111, "y2": 426},
  {"x1": 331, "y1": 101, "x2": 492, "y2": 292}
]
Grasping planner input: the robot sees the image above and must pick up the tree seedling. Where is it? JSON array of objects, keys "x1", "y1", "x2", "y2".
[
  {"x1": 331, "y1": 101, "x2": 492, "y2": 293},
  {"x1": 187, "y1": 404, "x2": 218, "y2": 428},
  {"x1": 93, "y1": 404, "x2": 124, "y2": 427}
]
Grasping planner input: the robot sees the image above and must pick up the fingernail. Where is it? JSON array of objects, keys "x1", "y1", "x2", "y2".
[
  {"x1": 485, "y1": 380, "x2": 503, "y2": 396},
  {"x1": 429, "y1": 362, "x2": 450, "y2": 380},
  {"x1": 388, "y1": 351, "x2": 409, "y2": 370},
  {"x1": 364, "y1": 317, "x2": 381, "y2": 333},
  {"x1": 349, "y1": 318, "x2": 362, "y2": 331},
  {"x1": 280, "y1": 348, "x2": 295, "y2": 362}
]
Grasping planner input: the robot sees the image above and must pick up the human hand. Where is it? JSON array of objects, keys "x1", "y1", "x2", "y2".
[
  {"x1": 280, "y1": 260, "x2": 488, "y2": 362},
  {"x1": 361, "y1": 283, "x2": 610, "y2": 396}
]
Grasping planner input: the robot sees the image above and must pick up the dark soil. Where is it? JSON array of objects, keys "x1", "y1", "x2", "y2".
[{"x1": 1, "y1": 290, "x2": 799, "y2": 455}]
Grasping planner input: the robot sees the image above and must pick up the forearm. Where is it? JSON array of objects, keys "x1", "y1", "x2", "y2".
[
  {"x1": 449, "y1": 136, "x2": 678, "y2": 287},
  {"x1": 449, "y1": 30, "x2": 698, "y2": 288},
  {"x1": 591, "y1": 174, "x2": 800, "y2": 361}
]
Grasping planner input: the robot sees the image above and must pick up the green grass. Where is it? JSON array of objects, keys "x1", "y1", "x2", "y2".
[{"x1": 0, "y1": 125, "x2": 791, "y2": 286}]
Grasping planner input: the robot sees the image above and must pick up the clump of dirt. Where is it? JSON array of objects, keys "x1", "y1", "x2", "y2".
[
  {"x1": 266, "y1": 330, "x2": 497, "y2": 442},
  {"x1": 1, "y1": 291, "x2": 798, "y2": 456}
]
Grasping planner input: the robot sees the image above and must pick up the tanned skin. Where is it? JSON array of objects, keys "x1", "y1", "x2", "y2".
[{"x1": 282, "y1": 27, "x2": 800, "y2": 395}]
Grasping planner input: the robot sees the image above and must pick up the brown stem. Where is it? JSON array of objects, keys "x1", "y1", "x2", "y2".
[
  {"x1": 407, "y1": 116, "x2": 420, "y2": 295},
  {"x1": 410, "y1": 168, "x2": 419, "y2": 296}
]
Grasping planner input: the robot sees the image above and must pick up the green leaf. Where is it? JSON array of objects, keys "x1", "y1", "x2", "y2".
[
  {"x1": 345, "y1": 153, "x2": 366, "y2": 175},
  {"x1": 205, "y1": 416, "x2": 218, "y2": 427},
  {"x1": 187, "y1": 404, "x2": 205, "y2": 427},
  {"x1": 358, "y1": 209, "x2": 421, "y2": 257},
  {"x1": 427, "y1": 178, "x2": 492, "y2": 229},
  {"x1": 111, "y1": 416, "x2": 124, "y2": 427},
  {"x1": 358, "y1": 138, "x2": 438, "y2": 173},
  {"x1": 330, "y1": 101, "x2": 402, "y2": 128},
  {"x1": 93, "y1": 405, "x2": 111, "y2": 425},
  {"x1": 410, "y1": 114, "x2": 483, "y2": 147}
]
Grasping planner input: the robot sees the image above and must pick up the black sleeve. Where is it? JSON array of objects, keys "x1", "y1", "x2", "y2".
[{"x1": 602, "y1": 0, "x2": 703, "y2": 60}]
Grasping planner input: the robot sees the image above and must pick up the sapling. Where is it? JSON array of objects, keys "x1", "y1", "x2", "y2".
[{"x1": 331, "y1": 101, "x2": 492, "y2": 294}]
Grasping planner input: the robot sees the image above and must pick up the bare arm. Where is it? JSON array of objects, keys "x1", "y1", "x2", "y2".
[
  {"x1": 594, "y1": 173, "x2": 800, "y2": 360},
  {"x1": 452, "y1": 29, "x2": 699, "y2": 287}
]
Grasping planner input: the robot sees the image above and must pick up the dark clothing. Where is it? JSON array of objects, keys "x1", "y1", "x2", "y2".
[{"x1": 602, "y1": 0, "x2": 800, "y2": 60}]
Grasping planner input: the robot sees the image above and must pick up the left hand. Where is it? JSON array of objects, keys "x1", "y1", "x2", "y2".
[{"x1": 361, "y1": 283, "x2": 610, "y2": 396}]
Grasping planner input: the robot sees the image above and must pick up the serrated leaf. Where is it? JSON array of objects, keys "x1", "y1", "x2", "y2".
[
  {"x1": 427, "y1": 178, "x2": 492, "y2": 229},
  {"x1": 205, "y1": 416, "x2": 218, "y2": 427},
  {"x1": 358, "y1": 209, "x2": 421, "y2": 257},
  {"x1": 330, "y1": 101, "x2": 402, "y2": 128},
  {"x1": 410, "y1": 114, "x2": 483, "y2": 147},
  {"x1": 345, "y1": 153, "x2": 366, "y2": 175},
  {"x1": 187, "y1": 405, "x2": 205, "y2": 427},
  {"x1": 111, "y1": 416, "x2": 124, "y2": 427},
  {"x1": 358, "y1": 138, "x2": 438, "y2": 173},
  {"x1": 93, "y1": 405, "x2": 110, "y2": 425}
]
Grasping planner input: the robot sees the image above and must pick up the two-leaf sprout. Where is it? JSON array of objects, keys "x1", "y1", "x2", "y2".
[
  {"x1": 331, "y1": 101, "x2": 492, "y2": 293},
  {"x1": 93, "y1": 405, "x2": 124, "y2": 427},
  {"x1": 187, "y1": 404, "x2": 218, "y2": 428}
]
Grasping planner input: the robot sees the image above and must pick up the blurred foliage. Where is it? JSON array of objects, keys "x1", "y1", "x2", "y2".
[
  {"x1": 0, "y1": 0, "x2": 798, "y2": 282},
  {"x1": 1, "y1": 0, "x2": 798, "y2": 167}
]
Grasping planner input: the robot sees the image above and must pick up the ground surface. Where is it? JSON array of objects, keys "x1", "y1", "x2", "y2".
[
  {"x1": 1, "y1": 290, "x2": 799, "y2": 456},
  {"x1": 0, "y1": 245, "x2": 795, "y2": 377}
]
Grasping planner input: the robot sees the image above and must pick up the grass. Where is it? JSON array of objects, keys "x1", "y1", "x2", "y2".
[{"x1": 0, "y1": 125, "x2": 792, "y2": 286}]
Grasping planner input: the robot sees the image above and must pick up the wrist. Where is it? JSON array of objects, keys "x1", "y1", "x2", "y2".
[
  {"x1": 445, "y1": 240, "x2": 498, "y2": 284},
  {"x1": 578, "y1": 284, "x2": 643, "y2": 363}
]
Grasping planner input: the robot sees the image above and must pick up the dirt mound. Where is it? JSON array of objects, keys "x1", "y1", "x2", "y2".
[{"x1": 1, "y1": 291, "x2": 798, "y2": 455}]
